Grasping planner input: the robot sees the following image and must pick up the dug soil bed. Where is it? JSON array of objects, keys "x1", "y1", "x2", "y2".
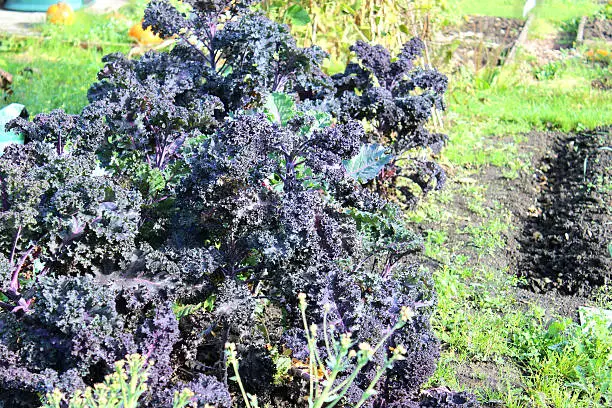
[
  {"x1": 435, "y1": 16, "x2": 525, "y2": 70},
  {"x1": 456, "y1": 128, "x2": 610, "y2": 318},
  {"x1": 441, "y1": 16, "x2": 525, "y2": 45},
  {"x1": 517, "y1": 126, "x2": 612, "y2": 296},
  {"x1": 583, "y1": 17, "x2": 612, "y2": 42},
  {"x1": 592, "y1": 76, "x2": 612, "y2": 91}
]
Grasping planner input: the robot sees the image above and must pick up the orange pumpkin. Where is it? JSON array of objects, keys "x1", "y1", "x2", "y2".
[
  {"x1": 46, "y1": 2, "x2": 75, "y2": 25},
  {"x1": 128, "y1": 21, "x2": 164, "y2": 46}
]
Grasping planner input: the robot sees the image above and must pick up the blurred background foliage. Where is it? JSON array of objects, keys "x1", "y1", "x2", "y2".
[{"x1": 259, "y1": 0, "x2": 449, "y2": 73}]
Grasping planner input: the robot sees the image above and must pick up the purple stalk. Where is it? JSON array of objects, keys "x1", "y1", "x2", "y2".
[
  {"x1": 10, "y1": 246, "x2": 35, "y2": 294},
  {"x1": 12, "y1": 297, "x2": 32, "y2": 314},
  {"x1": 9, "y1": 226, "x2": 22, "y2": 266}
]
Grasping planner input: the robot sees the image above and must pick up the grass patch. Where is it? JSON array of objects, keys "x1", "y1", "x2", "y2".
[
  {"x1": 446, "y1": 0, "x2": 524, "y2": 19},
  {"x1": 38, "y1": 10, "x2": 135, "y2": 44},
  {"x1": 533, "y1": 0, "x2": 600, "y2": 22},
  {"x1": 1, "y1": 37, "x2": 129, "y2": 114},
  {"x1": 0, "y1": 2, "x2": 143, "y2": 114},
  {"x1": 443, "y1": 54, "x2": 612, "y2": 172},
  {"x1": 446, "y1": 0, "x2": 599, "y2": 20},
  {"x1": 452, "y1": 81, "x2": 610, "y2": 132}
]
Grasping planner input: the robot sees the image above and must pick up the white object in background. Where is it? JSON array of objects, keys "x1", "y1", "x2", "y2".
[
  {"x1": 0, "y1": 103, "x2": 26, "y2": 154},
  {"x1": 523, "y1": 0, "x2": 536, "y2": 17},
  {"x1": 579, "y1": 306, "x2": 612, "y2": 328}
]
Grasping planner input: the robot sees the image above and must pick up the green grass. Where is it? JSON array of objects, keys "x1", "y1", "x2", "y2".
[
  {"x1": 446, "y1": 0, "x2": 525, "y2": 19},
  {"x1": 0, "y1": 1, "x2": 143, "y2": 115},
  {"x1": 446, "y1": 0, "x2": 599, "y2": 21},
  {"x1": 533, "y1": 0, "x2": 601, "y2": 22},
  {"x1": 443, "y1": 55, "x2": 612, "y2": 173},
  {"x1": 38, "y1": 9, "x2": 136, "y2": 44},
  {"x1": 1, "y1": 37, "x2": 130, "y2": 114}
]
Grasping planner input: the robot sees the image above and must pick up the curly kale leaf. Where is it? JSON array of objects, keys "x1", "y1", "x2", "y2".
[
  {"x1": 90, "y1": 52, "x2": 223, "y2": 172},
  {"x1": 328, "y1": 38, "x2": 447, "y2": 156},
  {"x1": 0, "y1": 142, "x2": 142, "y2": 275}
]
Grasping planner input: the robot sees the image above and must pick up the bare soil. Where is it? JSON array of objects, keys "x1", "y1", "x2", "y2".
[
  {"x1": 477, "y1": 132, "x2": 594, "y2": 319},
  {"x1": 521, "y1": 38, "x2": 568, "y2": 66},
  {"x1": 477, "y1": 128, "x2": 612, "y2": 318},
  {"x1": 427, "y1": 127, "x2": 611, "y2": 321},
  {"x1": 435, "y1": 16, "x2": 525, "y2": 70},
  {"x1": 584, "y1": 18, "x2": 612, "y2": 42},
  {"x1": 517, "y1": 127, "x2": 612, "y2": 297},
  {"x1": 458, "y1": 16, "x2": 524, "y2": 46},
  {"x1": 592, "y1": 77, "x2": 612, "y2": 91}
]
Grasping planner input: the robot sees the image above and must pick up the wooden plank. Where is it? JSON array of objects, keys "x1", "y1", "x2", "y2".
[
  {"x1": 505, "y1": 14, "x2": 534, "y2": 65},
  {"x1": 576, "y1": 16, "x2": 587, "y2": 45}
]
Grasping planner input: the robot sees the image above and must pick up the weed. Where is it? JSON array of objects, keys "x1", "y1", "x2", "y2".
[
  {"x1": 43, "y1": 355, "x2": 197, "y2": 408},
  {"x1": 227, "y1": 294, "x2": 415, "y2": 408},
  {"x1": 511, "y1": 309, "x2": 612, "y2": 406},
  {"x1": 460, "y1": 216, "x2": 509, "y2": 255},
  {"x1": 534, "y1": 60, "x2": 563, "y2": 80}
]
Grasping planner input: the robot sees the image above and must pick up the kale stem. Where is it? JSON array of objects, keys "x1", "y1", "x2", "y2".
[
  {"x1": 9, "y1": 226, "x2": 21, "y2": 266},
  {"x1": 323, "y1": 308, "x2": 333, "y2": 365},
  {"x1": 10, "y1": 246, "x2": 35, "y2": 294}
]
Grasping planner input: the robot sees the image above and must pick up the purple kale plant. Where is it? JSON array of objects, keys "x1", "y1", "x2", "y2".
[
  {"x1": 171, "y1": 96, "x2": 440, "y2": 405},
  {"x1": 142, "y1": 0, "x2": 327, "y2": 110},
  {"x1": 314, "y1": 38, "x2": 450, "y2": 206},
  {"x1": 0, "y1": 1, "x2": 456, "y2": 407},
  {"x1": 332, "y1": 38, "x2": 448, "y2": 155}
]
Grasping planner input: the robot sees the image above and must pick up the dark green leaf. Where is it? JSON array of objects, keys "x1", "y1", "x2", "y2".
[{"x1": 286, "y1": 4, "x2": 311, "y2": 26}]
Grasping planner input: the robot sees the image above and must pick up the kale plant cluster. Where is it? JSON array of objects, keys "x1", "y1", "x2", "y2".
[{"x1": 0, "y1": 0, "x2": 454, "y2": 406}]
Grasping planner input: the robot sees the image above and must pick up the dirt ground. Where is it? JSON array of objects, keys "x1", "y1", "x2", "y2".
[
  {"x1": 434, "y1": 16, "x2": 525, "y2": 70},
  {"x1": 584, "y1": 18, "x2": 612, "y2": 42},
  {"x1": 517, "y1": 128, "x2": 611, "y2": 297},
  {"x1": 447, "y1": 127, "x2": 611, "y2": 319},
  {"x1": 458, "y1": 16, "x2": 525, "y2": 45}
]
